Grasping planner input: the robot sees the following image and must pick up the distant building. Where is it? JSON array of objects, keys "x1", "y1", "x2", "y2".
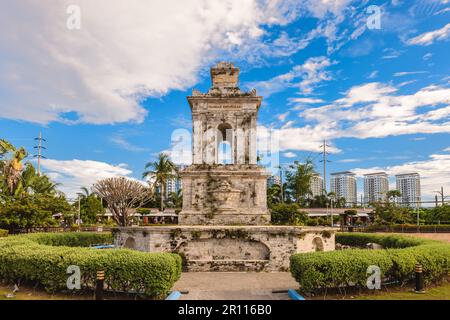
[
  {"x1": 160, "y1": 165, "x2": 185, "y2": 198},
  {"x1": 330, "y1": 171, "x2": 357, "y2": 206},
  {"x1": 267, "y1": 175, "x2": 281, "y2": 188},
  {"x1": 396, "y1": 173, "x2": 421, "y2": 207},
  {"x1": 364, "y1": 172, "x2": 389, "y2": 204},
  {"x1": 310, "y1": 174, "x2": 323, "y2": 198}
]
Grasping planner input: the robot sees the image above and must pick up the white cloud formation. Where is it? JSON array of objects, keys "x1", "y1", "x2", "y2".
[
  {"x1": 300, "y1": 82, "x2": 450, "y2": 139},
  {"x1": 407, "y1": 23, "x2": 450, "y2": 45},
  {"x1": 0, "y1": 0, "x2": 302, "y2": 125},
  {"x1": 248, "y1": 56, "x2": 335, "y2": 97},
  {"x1": 288, "y1": 97, "x2": 325, "y2": 104},
  {"x1": 41, "y1": 158, "x2": 133, "y2": 198},
  {"x1": 283, "y1": 152, "x2": 297, "y2": 158},
  {"x1": 394, "y1": 71, "x2": 428, "y2": 77},
  {"x1": 352, "y1": 150, "x2": 450, "y2": 200}
]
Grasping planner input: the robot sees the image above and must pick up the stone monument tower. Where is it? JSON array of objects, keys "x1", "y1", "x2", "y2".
[
  {"x1": 115, "y1": 62, "x2": 336, "y2": 272},
  {"x1": 178, "y1": 62, "x2": 270, "y2": 225}
]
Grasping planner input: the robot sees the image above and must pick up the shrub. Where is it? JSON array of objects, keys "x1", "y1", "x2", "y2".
[
  {"x1": 0, "y1": 232, "x2": 181, "y2": 297},
  {"x1": 0, "y1": 229, "x2": 8, "y2": 237},
  {"x1": 290, "y1": 233, "x2": 450, "y2": 292},
  {"x1": 270, "y1": 204, "x2": 306, "y2": 225}
]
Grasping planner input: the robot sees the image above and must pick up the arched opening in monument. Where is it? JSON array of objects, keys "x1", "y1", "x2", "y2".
[
  {"x1": 217, "y1": 123, "x2": 233, "y2": 164},
  {"x1": 124, "y1": 237, "x2": 136, "y2": 249},
  {"x1": 312, "y1": 237, "x2": 324, "y2": 252}
]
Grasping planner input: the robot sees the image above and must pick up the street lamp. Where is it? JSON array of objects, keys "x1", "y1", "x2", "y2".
[{"x1": 76, "y1": 192, "x2": 83, "y2": 229}]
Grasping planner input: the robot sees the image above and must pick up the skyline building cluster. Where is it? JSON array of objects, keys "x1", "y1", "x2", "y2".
[{"x1": 266, "y1": 170, "x2": 422, "y2": 207}]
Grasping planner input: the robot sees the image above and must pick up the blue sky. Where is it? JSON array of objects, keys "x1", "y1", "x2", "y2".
[{"x1": 0, "y1": 0, "x2": 449, "y2": 201}]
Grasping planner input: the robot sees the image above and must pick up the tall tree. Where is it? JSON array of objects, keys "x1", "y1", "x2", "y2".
[
  {"x1": 93, "y1": 177, "x2": 151, "y2": 226},
  {"x1": 0, "y1": 141, "x2": 27, "y2": 196},
  {"x1": 285, "y1": 158, "x2": 316, "y2": 206},
  {"x1": 142, "y1": 153, "x2": 177, "y2": 211}
]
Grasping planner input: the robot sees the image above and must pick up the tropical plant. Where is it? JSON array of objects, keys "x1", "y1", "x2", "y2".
[
  {"x1": 168, "y1": 189, "x2": 183, "y2": 209},
  {"x1": 142, "y1": 153, "x2": 178, "y2": 211},
  {"x1": 267, "y1": 184, "x2": 282, "y2": 208},
  {"x1": 270, "y1": 203, "x2": 307, "y2": 225},
  {"x1": 93, "y1": 177, "x2": 151, "y2": 226},
  {"x1": 0, "y1": 141, "x2": 28, "y2": 196},
  {"x1": 285, "y1": 158, "x2": 316, "y2": 205}
]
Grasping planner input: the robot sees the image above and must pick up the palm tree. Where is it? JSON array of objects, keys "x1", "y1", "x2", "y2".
[
  {"x1": 80, "y1": 186, "x2": 92, "y2": 198},
  {"x1": 142, "y1": 153, "x2": 177, "y2": 211},
  {"x1": 0, "y1": 140, "x2": 28, "y2": 196}
]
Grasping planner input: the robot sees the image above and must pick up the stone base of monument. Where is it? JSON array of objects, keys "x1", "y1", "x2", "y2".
[{"x1": 114, "y1": 226, "x2": 336, "y2": 272}]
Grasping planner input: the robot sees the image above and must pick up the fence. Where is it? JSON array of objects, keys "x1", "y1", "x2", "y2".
[
  {"x1": 341, "y1": 224, "x2": 450, "y2": 233},
  {"x1": 14, "y1": 226, "x2": 112, "y2": 234}
]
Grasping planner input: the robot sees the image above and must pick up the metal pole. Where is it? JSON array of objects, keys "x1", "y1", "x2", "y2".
[
  {"x1": 323, "y1": 140, "x2": 327, "y2": 195},
  {"x1": 416, "y1": 202, "x2": 420, "y2": 227},
  {"x1": 279, "y1": 166, "x2": 284, "y2": 203},
  {"x1": 330, "y1": 199, "x2": 334, "y2": 227},
  {"x1": 78, "y1": 195, "x2": 81, "y2": 229},
  {"x1": 37, "y1": 132, "x2": 42, "y2": 176},
  {"x1": 95, "y1": 270, "x2": 105, "y2": 300}
]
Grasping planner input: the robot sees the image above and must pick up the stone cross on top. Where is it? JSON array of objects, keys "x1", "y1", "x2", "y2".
[{"x1": 187, "y1": 62, "x2": 262, "y2": 166}]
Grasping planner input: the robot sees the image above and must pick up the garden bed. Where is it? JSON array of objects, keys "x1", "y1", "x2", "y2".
[
  {"x1": 0, "y1": 232, "x2": 181, "y2": 298},
  {"x1": 290, "y1": 233, "x2": 450, "y2": 293}
]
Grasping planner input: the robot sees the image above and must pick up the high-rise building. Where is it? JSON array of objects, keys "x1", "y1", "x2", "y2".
[
  {"x1": 310, "y1": 174, "x2": 323, "y2": 198},
  {"x1": 267, "y1": 175, "x2": 281, "y2": 188},
  {"x1": 164, "y1": 165, "x2": 186, "y2": 198},
  {"x1": 396, "y1": 173, "x2": 421, "y2": 207},
  {"x1": 364, "y1": 172, "x2": 389, "y2": 204},
  {"x1": 330, "y1": 171, "x2": 357, "y2": 206}
]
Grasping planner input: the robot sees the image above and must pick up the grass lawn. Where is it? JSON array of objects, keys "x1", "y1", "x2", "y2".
[
  {"x1": 354, "y1": 282, "x2": 450, "y2": 300},
  {"x1": 0, "y1": 285, "x2": 87, "y2": 300}
]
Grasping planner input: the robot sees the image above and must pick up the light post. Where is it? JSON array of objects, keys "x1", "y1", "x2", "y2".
[
  {"x1": 76, "y1": 192, "x2": 83, "y2": 229},
  {"x1": 330, "y1": 198, "x2": 334, "y2": 227}
]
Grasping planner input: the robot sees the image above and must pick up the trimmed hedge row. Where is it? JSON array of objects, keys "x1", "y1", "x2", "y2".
[
  {"x1": 0, "y1": 229, "x2": 8, "y2": 237},
  {"x1": 0, "y1": 232, "x2": 182, "y2": 297},
  {"x1": 290, "y1": 233, "x2": 450, "y2": 292},
  {"x1": 365, "y1": 224, "x2": 450, "y2": 233}
]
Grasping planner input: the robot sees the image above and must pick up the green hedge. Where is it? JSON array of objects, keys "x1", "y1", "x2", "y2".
[
  {"x1": 0, "y1": 229, "x2": 8, "y2": 237},
  {"x1": 0, "y1": 232, "x2": 181, "y2": 297},
  {"x1": 290, "y1": 233, "x2": 450, "y2": 292},
  {"x1": 365, "y1": 224, "x2": 450, "y2": 233}
]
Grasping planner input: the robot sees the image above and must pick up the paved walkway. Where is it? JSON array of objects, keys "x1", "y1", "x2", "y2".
[{"x1": 172, "y1": 272, "x2": 297, "y2": 300}]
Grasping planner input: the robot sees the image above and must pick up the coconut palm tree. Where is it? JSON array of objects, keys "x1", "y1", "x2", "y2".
[
  {"x1": 0, "y1": 140, "x2": 28, "y2": 196},
  {"x1": 142, "y1": 153, "x2": 178, "y2": 211}
]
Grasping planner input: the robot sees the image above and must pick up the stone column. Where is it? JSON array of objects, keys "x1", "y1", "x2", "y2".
[
  {"x1": 249, "y1": 115, "x2": 257, "y2": 164},
  {"x1": 235, "y1": 117, "x2": 245, "y2": 164},
  {"x1": 192, "y1": 116, "x2": 202, "y2": 164}
]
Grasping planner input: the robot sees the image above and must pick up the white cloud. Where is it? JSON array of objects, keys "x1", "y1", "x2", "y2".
[
  {"x1": 41, "y1": 158, "x2": 133, "y2": 198},
  {"x1": 288, "y1": 97, "x2": 325, "y2": 104},
  {"x1": 0, "y1": 0, "x2": 301, "y2": 125},
  {"x1": 407, "y1": 23, "x2": 450, "y2": 45},
  {"x1": 423, "y1": 53, "x2": 433, "y2": 60},
  {"x1": 368, "y1": 71, "x2": 378, "y2": 79},
  {"x1": 352, "y1": 150, "x2": 450, "y2": 200},
  {"x1": 283, "y1": 152, "x2": 297, "y2": 158},
  {"x1": 277, "y1": 112, "x2": 290, "y2": 122},
  {"x1": 248, "y1": 56, "x2": 335, "y2": 97},
  {"x1": 110, "y1": 135, "x2": 148, "y2": 152},
  {"x1": 394, "y1": 71, "x2": 428, "y2": 77},
  {"x1": 300, "y1": 82, "x2": 450, "y2": 139}
]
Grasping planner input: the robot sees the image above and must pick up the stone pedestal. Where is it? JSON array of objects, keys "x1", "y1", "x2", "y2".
[
  {"x1": 114, "y1": 226, "x2": 336, "y2": 272},
  {"x1": 178, "y1": 164, "x2": 270, "y2": 225}
]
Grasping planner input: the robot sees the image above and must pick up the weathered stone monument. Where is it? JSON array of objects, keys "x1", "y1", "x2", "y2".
[
  {"x1": 178, "y1": 62, "x2": 269, "y2": 225},
  {"x1": 115, "y1": 62, "x2": 336, "y2": 272}
]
